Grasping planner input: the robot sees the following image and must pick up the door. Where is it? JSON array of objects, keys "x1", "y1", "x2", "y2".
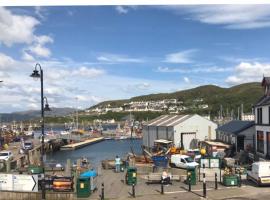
[
  {"x1": 180, "y1": 158, "x2": 186, "y2": 168},
  {"x1": 208, "y1": 126, "x2": 212, "y2": 140},
  {"x1": 181, "y1": 132, "x2": 196, "y2": 150},
  {"x1": 267, "y1": 132, "x2": 270, "y2": 157},
  {"x1": 237, "y1": 136, "x2": 245, "y2": 152}
]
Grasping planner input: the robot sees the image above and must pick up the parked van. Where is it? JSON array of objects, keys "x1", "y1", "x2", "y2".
[
  {"x1": 170, "y1": 154, "x2": 199, "y2": 169},
  {"x1": 247, "y1": 161, "x2": 270, "y2": 186}
]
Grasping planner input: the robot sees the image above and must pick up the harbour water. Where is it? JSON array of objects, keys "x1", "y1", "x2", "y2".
[{"x1": 44, "y1": 139, "x2": 142, "y2": 167}]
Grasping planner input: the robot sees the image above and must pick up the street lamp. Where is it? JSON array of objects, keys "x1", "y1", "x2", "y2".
[{"x1": 30, "y1": 63, "x2": 50, "y2": 200}]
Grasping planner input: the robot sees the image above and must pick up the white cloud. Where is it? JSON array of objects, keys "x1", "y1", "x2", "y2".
[
  {"x1": 183, "y1": 77, "x2": 190, "y2": 83},
  {"x1": 115, "y1": 6, "x2": 129, "y2": 14},
  {"x1": 0, "y1": 7, "x2": 39, "y2": 46},
  {"x1": 28, "y1": 44, "x2": 51, "y2": 58},
  {"x1": 0, "y1": 53, "x2": 16, "y2": 70},
  {"x1": 25, "y1": 35, "x2": 53, "y2": 58},
  {"x1": 72, "y1": 67, "x2": 105, "y2": 78},
  {"x1": 97, "y1": 53, "x2": 144, "y2": 63},
  {"x1": 165, "y1": 5, "x2": 270, "y2": 29},
  {"x1": 21, "y1": 50, "x2": 35, "y2": 61},
  {"x1": 164, "y1": 49, "x2": 197, "y2": 63},
  {"x1": 225, "y1": 62, "x2": 270, "y2": 85},
  {"x1": 157, "y1": 66, "x2": 232, "y2": 73}
]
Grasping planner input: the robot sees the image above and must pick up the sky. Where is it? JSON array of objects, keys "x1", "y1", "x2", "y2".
[{"x1": 1, "y1": 5, "x2": 270, "y2": 112}]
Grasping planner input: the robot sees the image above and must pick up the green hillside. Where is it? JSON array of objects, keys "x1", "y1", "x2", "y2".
[{"x1": 92, "y1": 82, "x2": 263, "y2": 117}]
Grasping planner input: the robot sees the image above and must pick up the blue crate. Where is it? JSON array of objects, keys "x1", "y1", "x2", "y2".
[{"x1": 152, "y1": 156, "x2": 169, "y2": 167}]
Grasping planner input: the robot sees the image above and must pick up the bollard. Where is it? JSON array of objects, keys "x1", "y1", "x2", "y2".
[
  {"x1": 161, "y1": 180, "x2": 164, "y2": 195},
  {"x1": 238, "y1": 173, "x2": 242, "y2": 187},
  {"x1": 101, "y1": 183, "x2": 104, "y2": 200},
  {"x1": 203, "y1": 173, "x2": 206, "y2": 198},
  {"x1": 132, "y1": 183, "x2": 136, "y2": 197},
  {"x1": 215, "y1": 172, "x2": 218, "y2": 190},
  {"x1": 220, "y1": 168, "x2": 222, "y2": 183},
  {"x1": 199, "y1": 167, "x2": 201, "y2": 182},
  {"x1": 6, "y1": 159, "x2": 10, "y2": 173},
  {"x1": 188, "y1": 174, "x2": 191, "y2": 192}
]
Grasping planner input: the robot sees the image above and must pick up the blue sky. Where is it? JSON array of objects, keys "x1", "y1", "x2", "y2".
[{"x1": 1, "y1": 5, "x2": 270, "y2": 112}]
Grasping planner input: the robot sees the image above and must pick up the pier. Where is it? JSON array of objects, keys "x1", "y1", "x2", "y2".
[{"x1": 60, "y1": 137, "x2": 104, "y2": 150}]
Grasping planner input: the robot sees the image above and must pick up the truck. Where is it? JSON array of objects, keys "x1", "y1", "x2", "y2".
[{"x1": 247, "y1": 161, "x2": 270, "y2": 186}]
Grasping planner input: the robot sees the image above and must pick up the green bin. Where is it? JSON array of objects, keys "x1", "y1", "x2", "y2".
[
  {"x1": 223, "y1": 175, "x2": 238, "y2": 186},
  {"x1": 126, "y1": 167, "x2": 137, "y2": 185},
  {"x1": 28, "y1": 165, "x2": 43, "y2": 174},
  {"x1": 186, "y1": 167, "x2": 197, "y2": 185},
  {"x1": 77, "y1": 177, "x2": 91, "y2": 198}
]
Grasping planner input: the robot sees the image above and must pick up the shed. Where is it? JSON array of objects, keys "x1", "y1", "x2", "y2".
[
  {"x1": 216, "y1": 120, "x2": 255, "y2": 152},
  {"x1": 143, "y1": 114, "x2": 217, "y2": 150}
]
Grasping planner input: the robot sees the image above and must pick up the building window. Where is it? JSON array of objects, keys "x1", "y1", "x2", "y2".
[
  {"x1": 269, "y1": 107, "x2": 270, "y2": 124},
  {"x1": 257, "y1": 131, "x2": 264, "y2": 153},
  {"x1": 257, "y1": 108, "x2": 262, "y2": 124}
]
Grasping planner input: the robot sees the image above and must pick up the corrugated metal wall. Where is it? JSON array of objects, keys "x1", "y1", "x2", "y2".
[
  {"x1": 149, "y1": 126, "x2": 158, "y2": 147},
  {"x1": 157, "y1": 126, "x2": 167, "y2": 140},
  {"x1": 142, "y1": 125, "x2": 148, "y2": 146}
]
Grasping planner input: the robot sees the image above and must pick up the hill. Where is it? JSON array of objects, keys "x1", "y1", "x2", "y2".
[
  {"x1": 0, "y1": 107, "x2": 76, "y2": 122},
  {"x1": 91, "y1": 82, "x2": 263, "y2": 117}
]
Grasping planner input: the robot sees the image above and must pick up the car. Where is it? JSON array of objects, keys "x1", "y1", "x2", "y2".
[
  {"x1": 170, "y1": 154, "x2": 199, "y2": 169},
  {"x1": 23, "y1": 141, "x2": 34, "y2": 150},
  {"x1": 0, "y1": 151, "x2": 13, "y2": 161}
]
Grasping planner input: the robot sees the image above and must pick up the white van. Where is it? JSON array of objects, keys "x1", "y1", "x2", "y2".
[
  {"x1": 170, "y1": 154, "x2": 199, "y2": 169},
  {"x1": 247, "y1": 161, "x2": 270, "y2": 186}
]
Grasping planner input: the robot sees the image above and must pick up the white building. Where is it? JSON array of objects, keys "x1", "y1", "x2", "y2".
[
  {"x1": 143, "y1": 114, "x2": 217, "y2": 150},
  {"x1": 254, "y1": 77, "x2": 270, "y2": 158}
]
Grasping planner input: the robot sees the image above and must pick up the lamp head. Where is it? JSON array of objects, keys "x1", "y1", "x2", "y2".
[
  {"x1": 30, "y1": 69, "x2": 41, "y2": 81},
  {"x1": 44, "y1": 103, "x2": 51, "y2": 111}
]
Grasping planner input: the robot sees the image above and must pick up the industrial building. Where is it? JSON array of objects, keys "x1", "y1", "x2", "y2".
[{"x1": 142, "y1": 114, "x2": 217, "y2": 150}]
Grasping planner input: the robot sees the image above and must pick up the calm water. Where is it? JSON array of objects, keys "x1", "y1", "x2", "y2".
[{"x1": 45, "y1": 139, "x2": 142, "y2": 167}]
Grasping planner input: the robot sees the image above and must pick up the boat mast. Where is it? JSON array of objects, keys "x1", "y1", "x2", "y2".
[{"x1": 75, "y1": 97, "x2": 79, "y2": 130}]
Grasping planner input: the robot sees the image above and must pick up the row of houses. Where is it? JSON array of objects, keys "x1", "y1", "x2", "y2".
[{"x1": 142, "y1": 77, "x2": 270, "y2": 160}]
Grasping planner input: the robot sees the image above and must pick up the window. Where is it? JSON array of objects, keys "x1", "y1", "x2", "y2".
[
  {"x1": 257, "y1": 131, "x2": 264, "y2": 153},
  {"x1": 269, "y1": 107, "x2": 270, "y2": 124},
  {"x1": 257, "y1": 108, "x2": 263, "y2": 124}
]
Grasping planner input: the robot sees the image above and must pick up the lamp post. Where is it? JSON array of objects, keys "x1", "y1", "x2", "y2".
[{"x1": 30, "y1": 63, "x2": 50, "y2": 200}]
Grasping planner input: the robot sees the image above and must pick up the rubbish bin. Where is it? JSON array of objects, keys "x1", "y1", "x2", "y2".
[
  {"x1": 126, "y1": 167, "x2": 137, "y2": 185},
  {"x1": 77, "y1": 177, "x2": 91, "y2": 198},
  {"x1": 28, "y1": 165, "x2": 43, "y2": 174},
  {"x1": 186, "y1": 167, "x2": 197, "y2": 185},
  {"x1": 80, "y1": 170, "x2": 98, "y2": 192},
  {"x1": 223, "y1": 175, "x2": 238, "y2": 186}
]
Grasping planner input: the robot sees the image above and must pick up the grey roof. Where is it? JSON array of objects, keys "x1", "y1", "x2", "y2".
[
  {"x1": 216, "y1": 120, "x2": 254, "y2": 136},
  {"x1": 146, "y1": 115, "x2": 192, "y2": 127},
  {"x1": 254, "y1": 95, "x2": 270, "y2": 107}
]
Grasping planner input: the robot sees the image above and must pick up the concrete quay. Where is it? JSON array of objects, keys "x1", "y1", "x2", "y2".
[{"x1": 60, "y1": 137, "x2": 104, "y2": 150}]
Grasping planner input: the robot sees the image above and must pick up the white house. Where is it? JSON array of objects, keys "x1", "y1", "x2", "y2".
[
  {"x1": 254, "y1": 77, "x2": 270, "y2": 158},
  {"x1": 142, "y1": 114, "x2": 217, "y2": 150}
]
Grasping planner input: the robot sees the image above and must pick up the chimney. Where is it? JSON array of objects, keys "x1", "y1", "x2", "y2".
[{"x1": 262, "y1": 77, "x2": 270, "y2": 96}]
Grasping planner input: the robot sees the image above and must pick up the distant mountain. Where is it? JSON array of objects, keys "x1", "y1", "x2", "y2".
[
  {"x1": 91, "y1": 82, "x2": 264, "y2": 116},
  {"x1": 0, "y1": 107, "x2": 76, "y2": 122}
]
